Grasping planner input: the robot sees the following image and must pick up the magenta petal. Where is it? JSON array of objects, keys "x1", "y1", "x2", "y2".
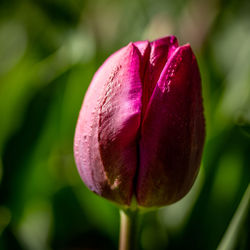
[
  {"x1": 133, "y1": 40, "x2": 151, "y2": 81},
  {"x1": 141, "y1": 36, "x2": 179, "y2": 117},
  {"x1": 74, "y1": 43, "x2": 142, "y2": 205},
  {"x1": 137, "y1": 45, "x2": 205, "y2": 207}
]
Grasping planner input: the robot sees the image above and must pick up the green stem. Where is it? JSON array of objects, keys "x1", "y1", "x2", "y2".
[{"x1": 119, "y1": 209, "x2": 139, "y2": 250}]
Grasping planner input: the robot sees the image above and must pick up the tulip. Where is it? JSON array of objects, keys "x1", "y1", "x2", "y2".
[{"x1": 74, "y1": 36, "x2": 205, "y2": 208}]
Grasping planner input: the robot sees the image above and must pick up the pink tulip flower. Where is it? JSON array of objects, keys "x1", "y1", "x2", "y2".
[{"x1": 74, "y1": 36, "x2": 205, "y2": 207}]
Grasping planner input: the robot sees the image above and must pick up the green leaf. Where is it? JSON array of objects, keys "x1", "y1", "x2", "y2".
[{"x1": 217, "y1": 184, "x2": 250, "y2": 250}]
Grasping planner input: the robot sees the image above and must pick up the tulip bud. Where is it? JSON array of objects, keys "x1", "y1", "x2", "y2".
[{"x1": 74, "y1": 36, "x2": 205, "y2": 207}]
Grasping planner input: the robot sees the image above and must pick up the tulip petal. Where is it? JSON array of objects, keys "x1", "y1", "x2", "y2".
[
  {"x1": 74, "y1": 43, "x2": 144, "y2": 205},
  {"x1": 133, "y1": 40, "x2": 151, "y2": 81},
  {"x1": 137, "y1": 45, "x2": 205, "y2": 207},
  {"x1": 141, "y1": 36, "x2": 179, "y2": 117}
]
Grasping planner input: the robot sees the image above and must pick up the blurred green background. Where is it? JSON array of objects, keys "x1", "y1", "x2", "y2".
[{"x1": 0, "y1": 0, "x2": 249, "y2": 249}]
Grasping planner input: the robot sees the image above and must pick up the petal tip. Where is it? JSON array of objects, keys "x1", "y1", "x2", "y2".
[{"x1": 151, "y1": 35, "x2": 179, "y2": 47}]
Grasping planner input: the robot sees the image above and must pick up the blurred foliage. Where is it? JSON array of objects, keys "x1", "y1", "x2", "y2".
[{"x1": 0, "y1": 0, "x2": 249, "y2": 249}]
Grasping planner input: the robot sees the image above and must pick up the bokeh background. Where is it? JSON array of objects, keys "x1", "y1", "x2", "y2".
[{"x1": 0, "y1": 0, "x2": 250, "y2": 249}]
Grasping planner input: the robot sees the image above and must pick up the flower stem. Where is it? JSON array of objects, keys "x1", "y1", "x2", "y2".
[{"x1": 119, "y1": 209, "x2": 139, "y2": 250}]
